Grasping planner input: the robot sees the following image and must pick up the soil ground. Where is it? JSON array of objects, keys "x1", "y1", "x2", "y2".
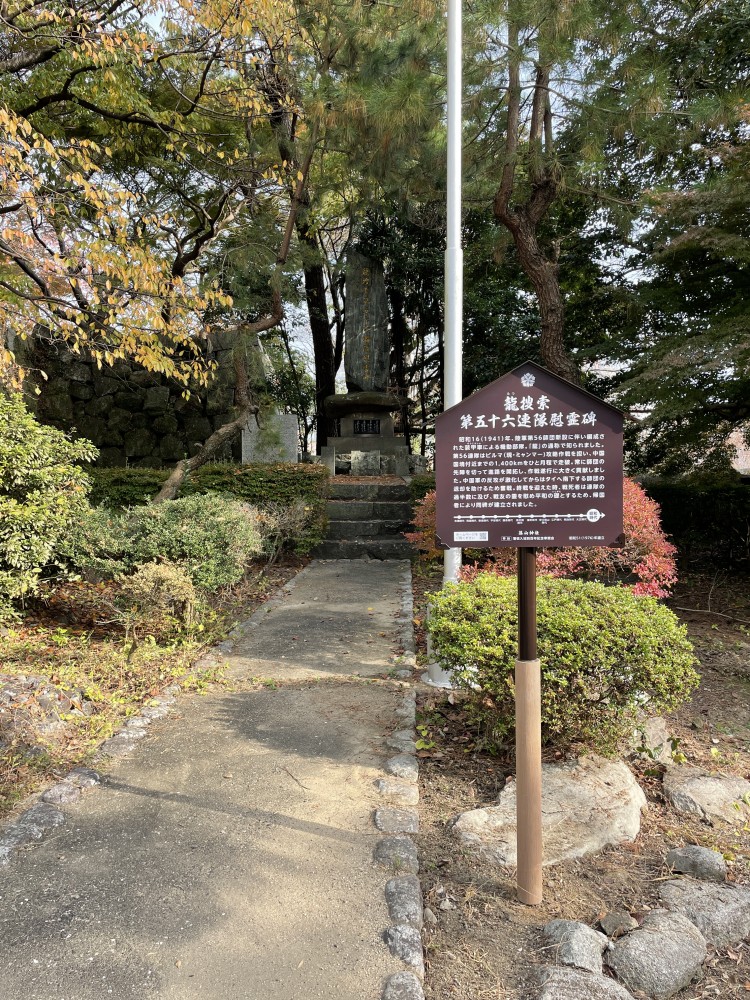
[
  {"x1": 0, "y1": 559, "x2": 305, "y2": 816},
  {"x1": 412, "y1": 567, "x2": 750, "y2": 1000}
]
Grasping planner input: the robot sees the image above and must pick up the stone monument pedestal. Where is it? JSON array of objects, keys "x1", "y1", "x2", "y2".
[{"x1": 321, "y1": 391, "x2": 409, "y2": 477}]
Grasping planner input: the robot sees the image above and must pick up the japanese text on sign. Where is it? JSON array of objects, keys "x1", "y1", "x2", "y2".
[{"x1": 434, "y1": 363, "x2": 624, "y2": 549}]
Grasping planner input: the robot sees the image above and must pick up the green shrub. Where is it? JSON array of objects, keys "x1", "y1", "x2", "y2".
[
  {"x1": 410, "y1": 473, "x2": 436, "y2": 505},
  {"x1": 86, "y1": 462, "x2": 329, "y2": 555},
  {"x1": 0, "y1": 393, "x2": 96, "y2": 617},
  {"x1": 119, "y1": 560, "x2": 198, "y2": 635},
  {"x1": 427, "y1": 574, "x2": 698, "y2": 755},
  {"x1": 65, "y1": 493, "x2": 263, "y2": 591},
  {"x1": 87, "y1": 467, "x2": 168, "y2": 507},
  {"x1": 186, "y1": 463, "x2": 329, "y2": 554}
]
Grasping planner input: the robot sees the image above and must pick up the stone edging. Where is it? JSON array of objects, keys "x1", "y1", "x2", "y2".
[
  {"x1": 0, "y1": 687, "x2": 181, "y2": 865},
  {"x1": 374, "y1": 686, "x2": 426, "y2": 1000},
  {"x1": 0, "y1": 571, "x2": 300, "y2": 866},
  {"x1": 388, "y1": 561, "x2": 417, "y2": 684},
  {"x1": 532, "y1": 844, "x2": 750, "y2": 999}
]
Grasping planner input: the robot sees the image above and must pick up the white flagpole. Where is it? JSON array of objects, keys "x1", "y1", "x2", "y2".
[
  {"x1": 425, "y1": 0, "x2": 463, "y2": 688},
  {"x1": 443, "y1": 0, "x2": 463, "y2": 584}
]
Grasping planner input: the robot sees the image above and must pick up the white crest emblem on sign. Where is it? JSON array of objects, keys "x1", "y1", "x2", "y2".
[{"x1": 520, "y1": 372, "x2": 536, "y2": 387}]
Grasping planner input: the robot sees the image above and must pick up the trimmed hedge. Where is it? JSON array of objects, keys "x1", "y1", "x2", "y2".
[
  {"x1": 87, "y1": 467, "x2": 167, "y2": 508},
  {"x1": 644, "y1": 482, "x2": 750, "y2": 569},
  {"x1": 428, "y1": 574, "x2": 699, "y2": 755},
  {"x1": 86, "y1": 463, "x2": 330, "y2": 555}
]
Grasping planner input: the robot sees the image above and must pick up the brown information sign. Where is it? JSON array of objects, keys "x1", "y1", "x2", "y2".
[{"x1": 435, "y1": 362, "x2": 624, "y2": 549}]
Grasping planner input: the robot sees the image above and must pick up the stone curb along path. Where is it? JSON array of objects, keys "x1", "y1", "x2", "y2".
[
  {"x1": 0, "y1": 559, "x2": 417, "y2": 867},
  {"x1": 374, "y1": 686, "x2": 426, "y2": 1000},
  {"x1": 0, "y1": 686, "x2": 182, "y2": 866},
  {"x1": 372, "y1": 563, "x2": 426, "y2": 1000}
]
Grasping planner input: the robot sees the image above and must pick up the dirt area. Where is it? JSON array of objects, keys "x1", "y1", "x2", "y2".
[
  {"x1": 412, "y1": 567, "x2": 750, "y2": 999},
  {"x1": 0, "y1": 558, "x2": 305, "y2": 816}
]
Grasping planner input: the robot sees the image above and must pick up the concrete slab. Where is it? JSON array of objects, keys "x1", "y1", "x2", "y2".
[
  {"x1": 0, "y1": 560, "x2": 415, "y2": 1000},
  {"x1": 228, "y1": 560, "x2": 411, "y2": 682}
]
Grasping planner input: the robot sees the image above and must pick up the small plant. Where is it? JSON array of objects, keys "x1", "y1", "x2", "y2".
[
  {"x1": 256, "y1": 500, "x2": 315, "y2": 566},
  {"x1": 119, "y1": 560, "x2": 197, "y2": 631},
  {"x1": 404, "y1": 490, "x2": 441, "y2": 562},
  {"x1": 427, "y1": 573, "x2": 699, "y2": 755},
  {"x1": 415, "y1": 724, "x2": 437, "y2": 751}
]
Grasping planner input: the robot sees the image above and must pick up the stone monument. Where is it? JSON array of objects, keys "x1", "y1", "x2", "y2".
[
  {"x1": 321, "y1": 251, "x2": 409, "y2": 476},
  {"x1": 240, "y1": 335, "x2": 299, "y2": 464},
  {"x1": 242, "y1": 408, "x2": 299, "y2": 464}
]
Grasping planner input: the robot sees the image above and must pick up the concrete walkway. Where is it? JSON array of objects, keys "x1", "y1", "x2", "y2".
[{"x1": 0, "y1": 560, "x2": 415, "y2": 1000}]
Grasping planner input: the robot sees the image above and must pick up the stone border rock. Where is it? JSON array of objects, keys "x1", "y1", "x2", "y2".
[
  {"x1": 391, "y1": 564, "x2": 417, "y2": 676},
  {"x1": 0, "y1": 573, "x2": 272, "y2": 869},
  {"x1": 0, "y1": 682, "x2": 186, "y2": 865},
  {"x1": 529, "y1": 845, "x2": 750, "y2": 1000},
  {"x1": 375, "y1": 686, "x2": 425, "y2": 1000}
]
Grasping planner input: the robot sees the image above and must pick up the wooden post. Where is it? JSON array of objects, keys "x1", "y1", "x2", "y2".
[{"x1": 516, "y1": 547, "x2": 543, "y2": 905}]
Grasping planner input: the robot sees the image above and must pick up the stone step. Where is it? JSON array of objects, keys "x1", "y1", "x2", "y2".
[
  {"x1": 313, "y1": 537, "x2": 414, "y2": 560},
  {"x1": 327, "y1": 481, "x2": 411, "y2": 502},
  {"x1": 326, "y1": 519, "x2": 409, "y2": 540},
  {"x1": 326, "y1": 500, "x2": 412, "y2": 521}
]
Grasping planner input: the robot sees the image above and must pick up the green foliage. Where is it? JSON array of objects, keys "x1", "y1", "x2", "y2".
[
  {"x1": 0, "y1": 393, "x2": 96, "y2": 617},
  {"x1": 186, "y1": 463, "x2": 329, "y2": 554},
  {"x1": 87, "y1": 468, "x2": 169, "y2": 508},
  {"x1": 118, "y1": 561, "x2": 199, "y2": 643},
  {"x1": 66, "y1": 493, "x2": 263, "y2": 592},
  {"x1": 86, "y1": 462, "x2": 329, "y2": 554},
  {"x1": 409, "y1": 473, "x2": 436, "y2": 505},
  {"x1": 427, "y1": 574, "x2": 698, "y2": 755},
  {"x1": 644, "y1": 481, "x2": 750, "y2": 570},
  {"x1": 119, "y1": 561, "x2": 197, "y2": 622}
]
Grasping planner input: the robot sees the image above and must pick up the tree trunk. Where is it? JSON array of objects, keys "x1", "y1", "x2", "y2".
[
  {"x1": 154, "y1": 342, "x2": 259, "y2": 503},
  {"x1": 514, "y1": 212, "x2": 579, "y2": 385},
  {"x1": 298, "y1": 227, "x2": 336, "y2": 451}
]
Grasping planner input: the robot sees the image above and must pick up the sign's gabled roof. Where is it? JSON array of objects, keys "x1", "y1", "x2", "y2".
[{"x1": 436, "y1": 361, "x2": 625, "y2": 422}]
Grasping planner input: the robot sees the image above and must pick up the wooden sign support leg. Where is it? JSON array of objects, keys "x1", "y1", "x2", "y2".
[{"x1": 516, "y1": 547, "x2": 543, "y2": 905}]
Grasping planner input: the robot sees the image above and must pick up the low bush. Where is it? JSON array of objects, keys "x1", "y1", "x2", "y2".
[
  {"x1": 427, "y1": 574, "x2": 698, "y2": 755},
  {"x1": 409, "y1": 478, "x2": 678, "y2": 597},
  {"x1": 410, "y1": 473, "x2": 436, "y2": 505},
  {"x1": 119, "y1": 560, "x2": 197, "y2": 624},
  {"x1": 255, "y1": 501, "x2": 316, "y2": 566},
  {"x1": 65, "y1": 493, "x2": 263, "y2": 591},
  {"x1": 404, "y1": 490, "x2": 441, "y2": 562},
  {"x1": 116, "y1": 560, "x2": 200, "y2": 649},
  {"x1": 188, "y1": 463, "x2": 328, "y2": 553},
  {"x1": 87, "y1": 467, "x2": 168, "y2": 508},
  {"x1": 0, "y1": 393, "x2": 96, "y2": 618},
  {"x1": 86, "y1": 462, "x2": 329, "y2": 555}
]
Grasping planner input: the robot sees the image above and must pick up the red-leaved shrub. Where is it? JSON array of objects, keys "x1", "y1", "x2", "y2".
[
  {"x1": 404, "y1": 490, "x2": 442, "y2": 561},
  {"x1": 407, "y1": 478, "x2": 678, "y2": 598}
]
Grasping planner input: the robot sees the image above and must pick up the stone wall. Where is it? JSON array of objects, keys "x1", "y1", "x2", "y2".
[{"x1": 25, "y1": 332, "x2": 244, "y2": 468}]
